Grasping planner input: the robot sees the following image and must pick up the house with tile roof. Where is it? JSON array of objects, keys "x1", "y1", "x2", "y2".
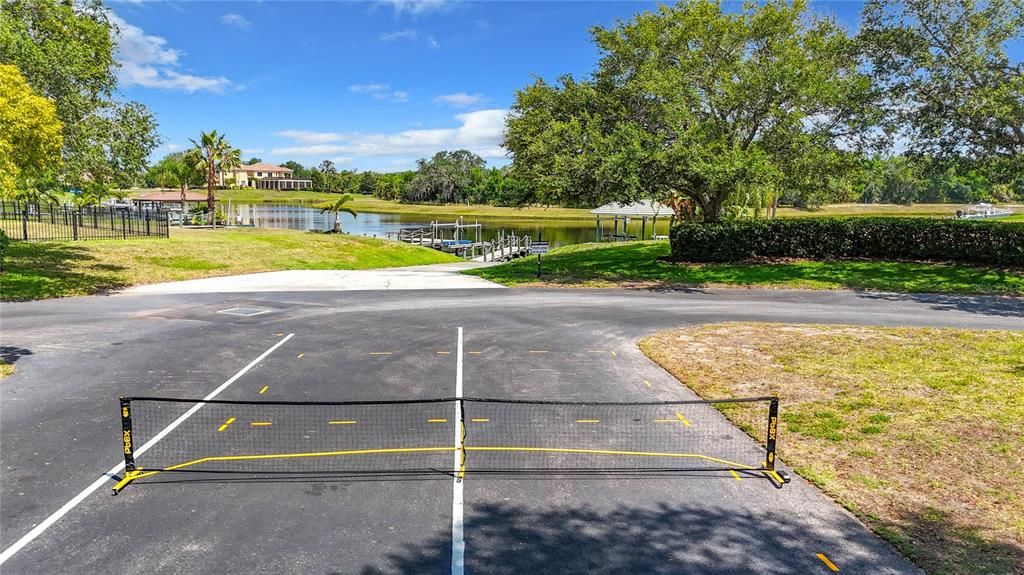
[{"x1": 218, "y1": 163, "x2": 314, "y2": 190}]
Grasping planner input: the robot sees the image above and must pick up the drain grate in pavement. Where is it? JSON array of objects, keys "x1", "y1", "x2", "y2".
[{"x1": 216, "y1": 306, "x2": 274, "y2": 317}]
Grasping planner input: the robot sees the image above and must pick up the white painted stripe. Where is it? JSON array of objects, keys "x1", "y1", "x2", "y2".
[
  {"x1": 451, "y1": 326, "x2": 465, "y2": 575},
  {"x1": 0, "y1": 333, "x2": 295, "y2": 566}
]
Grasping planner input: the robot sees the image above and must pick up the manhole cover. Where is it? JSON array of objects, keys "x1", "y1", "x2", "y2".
[{"x1": 216, "y1": 306, "x2": 274, "y2": 317}]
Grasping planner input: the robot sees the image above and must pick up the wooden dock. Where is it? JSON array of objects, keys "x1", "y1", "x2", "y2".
[{"x1": 387, "y1": 219, "x2": 532, "y2": 261}]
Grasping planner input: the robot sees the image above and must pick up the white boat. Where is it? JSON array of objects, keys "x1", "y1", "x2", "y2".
[{"x1": 956, "y1": 203, "x2": 1013, "y2": 219}]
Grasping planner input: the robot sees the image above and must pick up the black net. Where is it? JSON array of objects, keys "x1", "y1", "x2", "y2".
[{"x1": 122, "y1": 397, "x2": 776, "y2": 477}]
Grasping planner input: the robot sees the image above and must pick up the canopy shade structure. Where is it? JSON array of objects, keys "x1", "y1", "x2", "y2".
[{"x1": 591, "y1": 200, "x2": 672, "y2": 242}]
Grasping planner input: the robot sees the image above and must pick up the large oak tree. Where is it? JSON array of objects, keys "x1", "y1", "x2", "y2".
[{"x1": 505, "y1": 0, "x2": 877, "y2": 221}]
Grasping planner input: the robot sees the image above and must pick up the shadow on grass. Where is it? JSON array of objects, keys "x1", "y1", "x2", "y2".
[
  {"x1": 1, "y1": 242, "x2": 130, "y2": 301},
  {"x1": 856, "y1": 291, "x2": 1024, "y2": 319},
  {"x1": 349, "y1": 500, "x2": 926, "y2": 575}
]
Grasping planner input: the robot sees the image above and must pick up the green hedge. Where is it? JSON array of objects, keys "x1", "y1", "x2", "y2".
[{"x1": 670, "y1": 218, "x2": 1024, "y2": 266}]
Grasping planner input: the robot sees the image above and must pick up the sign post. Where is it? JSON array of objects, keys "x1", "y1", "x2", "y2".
[{"x1": 530, "y1": 241, "x2": 549, "y2": 277}]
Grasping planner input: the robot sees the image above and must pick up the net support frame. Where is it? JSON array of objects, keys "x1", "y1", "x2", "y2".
[{"x1": 112, "y1": 395, "x2": 789, "y2": 494}]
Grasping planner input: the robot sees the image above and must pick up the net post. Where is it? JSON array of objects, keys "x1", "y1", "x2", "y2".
[
  {"x1": 458, "y1": 398, "x2": 467, "y2": 478},
  {"x1": 762, "y1": 397, "x2": 789, "y2": 488},
  {"x1": 113, "y1": 397, "x2": 139, "y2": 495},
  {"x1": 765, "y1": 397, "x2": 778, "y2": 471}
]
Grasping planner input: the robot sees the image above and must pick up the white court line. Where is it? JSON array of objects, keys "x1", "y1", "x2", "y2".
[
  {"x1": 451, "y1": 326, "x2": 465, "y2": 575},
  {"x1": 0, "y1": 333, "x2": 295, "y2": 567}
]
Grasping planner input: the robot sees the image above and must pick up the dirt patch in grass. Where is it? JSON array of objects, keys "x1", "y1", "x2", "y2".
[{"x1": 640, "y1": 324, "x2": 1024, "y2": 575}]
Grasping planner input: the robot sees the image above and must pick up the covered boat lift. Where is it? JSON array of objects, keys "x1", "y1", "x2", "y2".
[{"x1": 591, "y1": 200, "x2": 671, "y2": 242}]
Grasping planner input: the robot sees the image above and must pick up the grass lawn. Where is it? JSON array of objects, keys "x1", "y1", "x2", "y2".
[
  {"x1": 640, "y1": 324, "x2": 1024, "y2": 575},
  {"x1": 0, "y1": 227, "x2": 458, "y2": 301},
  {"x1": 466, "y1": 241, "x2": 1024, "y2": 295}
]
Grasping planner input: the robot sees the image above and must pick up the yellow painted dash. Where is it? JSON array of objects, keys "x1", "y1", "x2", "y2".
[
  {"x1": 528, "y1": 350, "x2": 548, "y2": 354},
  {"x1": 576, "y1": 419, "x2": 599, "y2": 423},
  {"x1": 297, "y1": 353, "x2": 304, "y2": 359},
  {"x1": 643, "y1": 380, "x2": 652, "y2": 388},
  {"x1": 216, "y1": 417, "x2": 236, "y2": 432},
  {"x1": 675, "y1": 412, "x2": 692, "y2": 427},
  {"x1": 436, "y1": 351, "x2": 451, "y2": 355},
  {"x1": 467, "y1": 351, "x2": 482, "y2": 355},
  {"x1": 611, "y1": 351, "x2": 617, "y2": 357},
  {"x1": 654, "y1": 418, "x2": 675, "y2": 423},
  {"x1": 329, "y1": 420, "x2": 357, "y2": 425},
  {"x1": 471, "y1": 418, "x2": 490, "y2": 423},
  {"x1": 816, "y1": 553, "x2": 840, "y2": 572},
  {"x1": 250, "y1": 421, "x2": 273, "y2": 427},
  {"x1": 729, "y1": 470, "x2": 742, "y2": 481},
  {"x1": 258, "y1": 385, "x2": 269, "y2": 395},
  {"x1": 428, "y1": 418, "x2": 448, "y2": 423},
  {"x1": 369, "y1": 352, "x2": 393, "y2": 356}
]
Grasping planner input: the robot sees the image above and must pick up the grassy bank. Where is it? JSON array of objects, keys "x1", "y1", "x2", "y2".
[
  {"x1": 123, "y1": 188, "x2": 1022, "y2": 222},
  {"x1": 467, "y1": 241, "x2": 1024, "y2": 295},
  {"x1": 640, "y1": 324, "x2": 1024, "y2": 575},
  {"x1": 0, "y1": 227, "x2": 457, "y2": 301}
]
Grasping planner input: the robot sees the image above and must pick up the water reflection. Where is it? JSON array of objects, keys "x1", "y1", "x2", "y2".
[{"x1": 227, "y1": 204, "x2": 673, "y2": 248}]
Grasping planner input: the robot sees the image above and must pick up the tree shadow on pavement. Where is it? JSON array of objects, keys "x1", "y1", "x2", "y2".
[
  {"x1": 359, "y1": 501, "x2": 917, "y2": 575},
  {"x1": 0, "y1": 346, "x2": 32, "y2": 365},
  {"x1": 856, "y1": 291, "x2": 1024, "y2": 318}
]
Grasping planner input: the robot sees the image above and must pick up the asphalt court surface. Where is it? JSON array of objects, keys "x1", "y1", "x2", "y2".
[{"x1": 4, "y1": 287, "x2": 1016, "y2": 573}]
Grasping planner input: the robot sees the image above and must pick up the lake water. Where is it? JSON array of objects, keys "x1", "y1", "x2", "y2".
[{"x1": 226, "y1": 204, "x2": 673, "y2": 248}]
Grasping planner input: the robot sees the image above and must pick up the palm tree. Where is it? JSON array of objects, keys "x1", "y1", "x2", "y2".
[
  {"x1": 190, "y1": 130, "x2": 241, "y2": 221},
  {"x1": 317, "y1": 194, "x2": 357, "y2": 233}
]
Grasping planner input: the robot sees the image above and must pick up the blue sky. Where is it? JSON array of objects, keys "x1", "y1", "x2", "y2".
[{"x1": 108, "y1": 1, "x2": 873, "y2": 171}]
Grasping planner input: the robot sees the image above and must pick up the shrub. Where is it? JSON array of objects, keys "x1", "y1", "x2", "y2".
[
  {"x1": 670, "y1": 218, "x2": 1024, "y2": 266},
  {"x1": 0, "y1": 229, "x2": 7, "y2": 272}
]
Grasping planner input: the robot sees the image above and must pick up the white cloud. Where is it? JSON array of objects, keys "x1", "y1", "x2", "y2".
[
  {"x1": 348, "y1": 83, "x2": 409, "y2": 103},
  {"x1": 381, "y1": 0, "x2": 451, "y2": 16},
  {"x1": 434, "y1": 92, "x2": 483, "y2": 108},
  {"x1": 271, "y1": 109, "x2": 508, "y2": 160},
  {"x1": 274, "y1": 130, "x2": 343, "y2": 144},
  {"x1": 379, "y1": 29, "x2": 417, "y2": 41},
  {"x1": 111, "y1": 13, "x2": 232, "y2": 93},
  {"x1": 221, "y1": 13, "x2": 251, "y2": 30},
  {"x1": 428, "y1": 35, "x2": 440, "y2": 49}
]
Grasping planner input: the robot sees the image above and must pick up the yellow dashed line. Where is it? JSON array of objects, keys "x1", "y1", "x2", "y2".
[
  {"x1": 471, "y1": 418, "x2": 490, "y2": 423},
  {"x1": 297, "y1": 353, "x2": 304, "y2": 359},
  {"x1": 816, "y1": 553, "x2": 840, "y2": 572},
  {"x1": 258, "y1": 385, "x2": 269, "y2": 395},
  {"x1": 369, "y1": 352, "x2": 393, "y2": 356},
  {"x1": 329, "y1": 420, "x2": 357, "y2": 425},
  {"x1": 675, "y1": 412, "x2": 692, "y2": 427},
  {"x1": 729, "y1": 470, "x2": 742, "y2": 481},
  {"x1": 611, "y1": 351, "x2": 616, "y2": 357},
  {"x1": 643, "y1": 380, "x2": 652, "y2": 388},
  {"x1": 654, "y1": 418, "x2": 675, "y2": 423},
  {"x1": 528, "y1": 350, "x2": 548, "y2": 354},
  {"x1": 250, "y1": 422, "x2": 273, "y2": 427},
  {"x1": 275, "y1": 333, "x2": 284, "y2": 336},
  {"x1": 467, "y1": 351, "x2": 482, "y2": 355},
  {"x1": 216, "y1": 417, "x2": 236, "y2": 432},
  {"x1": 436, "y1": 351, "x2": 451, "y2": 355},
  {"x1": 576, "y1": 419, "x2": 599, "y2": 423},
  {"x1": 428, "y1": 418, "x2": 448, "y2": 423}
]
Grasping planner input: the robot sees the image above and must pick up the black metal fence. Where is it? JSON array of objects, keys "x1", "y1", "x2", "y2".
[{"x1": 0, "y1": 201, "x2": 169, "y2": 242}]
